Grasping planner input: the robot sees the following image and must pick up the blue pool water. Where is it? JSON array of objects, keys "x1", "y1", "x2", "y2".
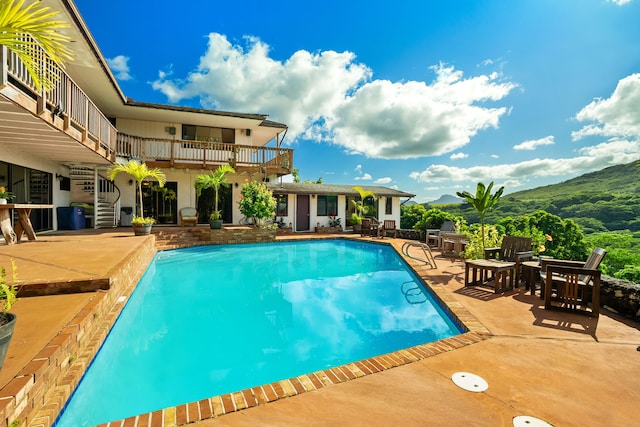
[{"x1": 55, "y1": 239, "x2": 461, "y2": 426}]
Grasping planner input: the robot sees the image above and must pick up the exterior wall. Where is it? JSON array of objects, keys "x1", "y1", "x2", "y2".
[
  {"x1": 116, "y1": 118, "x2": 181, "y2": 140},
  {"x1": 112, "y1": 167, "x2": 283, "y2": 224},
  {"x1": 377, "y1": 196, "x2": 402, "y2": 224},
  {"x1": 309, "y1": 194, "x2": 346, "y2": 231},
  {"x1": 116, "y1": 119, "x2": 254, "y2": 146}
]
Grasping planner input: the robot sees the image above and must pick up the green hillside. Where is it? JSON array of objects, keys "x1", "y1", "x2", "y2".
[{"x1": 434, "y1": 159, "x2": 640, "y2": 234}]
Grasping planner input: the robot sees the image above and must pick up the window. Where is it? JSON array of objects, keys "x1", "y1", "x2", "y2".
[
  {"x1": 276, "y1": 194, "x2": 288, "y2": 216},
  {"x1": 317, "y1": 195, "x2": 338, "y2": 216},
  {"x1": 182, "y1": 124, "x2": 235, "y2": 144},
  {"x1": 385, "y1": 197, "x2": 392, "y2": 215}
]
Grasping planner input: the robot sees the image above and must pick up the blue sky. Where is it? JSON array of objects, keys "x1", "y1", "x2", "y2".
[{"x1": 75, "y1": 0, "x2": 640, "y2": 202}]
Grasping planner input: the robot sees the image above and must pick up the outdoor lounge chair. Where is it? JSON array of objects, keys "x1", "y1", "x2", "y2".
[
  {"x1": 426, "y1": 220, "x2": 456, "y2": 247},
  {"x1": 179, "y1": 207, "x2": 198, "y2": 226},
  {"x1": 540, "y1": 247, "x2": 606, "y2": 317}
]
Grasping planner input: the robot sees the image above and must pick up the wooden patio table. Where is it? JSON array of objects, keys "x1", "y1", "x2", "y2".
[
  {"x1": 0, "y1": 204, "x2": 53, "y2": 245},
  {"x1": 464, "y1": 259, "x2": 517, "y2": 294}
]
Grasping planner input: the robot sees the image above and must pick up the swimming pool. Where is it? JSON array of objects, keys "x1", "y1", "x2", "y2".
[{"x1": 54, "y1": 239, "x2": 461, "y2": 426}]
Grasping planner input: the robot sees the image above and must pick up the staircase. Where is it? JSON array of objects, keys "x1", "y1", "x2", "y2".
[{"x1": 68, "y1": 166, "x2": 121, "y2": 228}]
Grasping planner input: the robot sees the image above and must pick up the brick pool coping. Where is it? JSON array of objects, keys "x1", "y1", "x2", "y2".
[{"x1": 19, "y1": 234, "x2": 490, "y2": 427}]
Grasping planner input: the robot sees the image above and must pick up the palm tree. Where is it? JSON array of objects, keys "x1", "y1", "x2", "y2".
[
  {"x1": 351, "y1": 186, "x2": 377, "y2": 224},
  {"x1": 194, "y1": 164, "x2": 235, "y2": 220},
  {"x1": 108, "y1": 160, "x2": 167, "y2": 221},
  {"x1": 456, "y1": 181, "x2": 504, "y2": 251},
  {"x1": 0, "y1": 0, "x2": 74, "y2": 90}
]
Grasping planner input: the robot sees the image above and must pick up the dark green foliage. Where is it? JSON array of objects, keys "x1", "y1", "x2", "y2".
[
  {"x1": 413, "y1": 208, "x2": 461, "y2": 233},
  {"x1": 400, "y1": 204, "x2": 426, "y2": 229},
  {"x1": 497, "y1": 211, "x2": 588, "y2": 260},
  {"x1": 401, "y1": 160, "x2": 640, "y2": 279},
  {"x1": 585, "y1": 231, "x2": 640, "y2": 282}
]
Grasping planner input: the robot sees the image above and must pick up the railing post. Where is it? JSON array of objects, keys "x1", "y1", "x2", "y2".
[{"x1": 0, "y1": 45, "x2": 7, "y2": 87}]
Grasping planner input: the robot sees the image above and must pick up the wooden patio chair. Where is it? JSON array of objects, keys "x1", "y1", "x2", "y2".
[
  {"x1": 426, "y1": 220, "x2": 456, "y2": 247},
  {"x1": 540, "y1": 247, "x2": 606, "y2": 317},
  {"x1": 179, "y1": 207, "x2": 198, "y2": 226},
  {"x1": 382, "y1": 220, "x2": 397, "y2": 238},
  {"x1": 360, "y1": 218, "x2": 371, "y2": 237},
  {"x1": 484, "y1": 236, "x2": 534, "y2": 286}
]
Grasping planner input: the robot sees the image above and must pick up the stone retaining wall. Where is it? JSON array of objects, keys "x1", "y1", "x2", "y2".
[
  {"x1": 153, "y1": 226, "x2": 277, "y2": 251},
  {"x1": 601, "y1": 276, "x2": 640, "y2": 321}
]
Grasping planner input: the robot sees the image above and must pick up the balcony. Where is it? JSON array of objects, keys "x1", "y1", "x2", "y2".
[
  {"x1": 0, "y1": 41, "x2": 116, "y2": 164},
  {"x1": 116, "y1": 133, "x2": 293, "y2": 176}
]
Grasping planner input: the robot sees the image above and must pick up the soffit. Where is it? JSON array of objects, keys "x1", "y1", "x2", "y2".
[{"x1": 0, "y1": 95, "x2": 111, "y2": 165}]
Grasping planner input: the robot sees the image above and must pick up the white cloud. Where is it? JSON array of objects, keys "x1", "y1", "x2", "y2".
[
  {"x1": 513, "y1": 135, "x2": 555, "y2": 151},
  {"x1": 354, "y1": 164, "x2": 362, "y2": 173},
  {"x1": 573, "y1": 73, "x2": 640, "y2": 141},
  {"x1": 152, "y1": 34, "x2": 517, "y2": 159},
  {"x1": 490, "y1": 154, "x2": 499, "y2": 158},
  {"x1": 409, "y1": 138, "x2": 640, "y2": 183},
  {"x1": 355, "y1": 173, "x2": 372, "y2": 181},
  {"x1": 607, "y1": 0, "x2": 632, "y2": 5},
  {"x1": 450, "y1": 152, "x2": 468, "y2": 160},
  {"x1": 374, "y1": 177, "x2": 392, "y2": 184},
  {"x1": 107, "y1": 55, "x2": 132, "y2": 81}
]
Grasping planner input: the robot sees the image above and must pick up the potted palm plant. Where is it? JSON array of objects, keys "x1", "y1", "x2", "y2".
[
  {"x1": 108, "y1": 160, "x2": 167, "y2": 235},
  {"x1": 194, "y1": 164, "x2": 235, "y2": 229},
  {"x1": 0, "y1": 260, "x2": 18, "y2": 370},
  {"x1": 0, "y1": 186, "x2": 14, "y2": 205},
  {"x1": 351, "y1": 186, "x2": 376, "y2": 233}
]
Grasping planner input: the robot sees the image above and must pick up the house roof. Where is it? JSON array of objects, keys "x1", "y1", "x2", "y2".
[{"x1": 267, "y1": 183, "x2": 416, "y2": 198}]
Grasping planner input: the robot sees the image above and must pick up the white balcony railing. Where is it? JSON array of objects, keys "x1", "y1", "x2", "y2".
[
  {"x1": 0, "y1": 37, "x2": 117, "y2": 161},
  {"x1": 116, "y1": 133, "x2": 293, "y2": 173}
]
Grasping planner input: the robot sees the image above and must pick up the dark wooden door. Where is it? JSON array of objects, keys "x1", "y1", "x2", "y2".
[{"x1": 296, "y1": 195, "x2": 310, "y2": 231}]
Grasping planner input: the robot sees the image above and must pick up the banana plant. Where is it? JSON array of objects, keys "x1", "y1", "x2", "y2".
[{"x1": 456, "y1": 181, "x2": 504, "y2": 251}]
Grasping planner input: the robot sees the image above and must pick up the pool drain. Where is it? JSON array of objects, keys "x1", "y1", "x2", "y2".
[
  {"x1": 513, "y1": 415, "x2": 553, "y2": 426},
  {"x1": 451, "y1": 372, "x2": 488, "y2": 392}
]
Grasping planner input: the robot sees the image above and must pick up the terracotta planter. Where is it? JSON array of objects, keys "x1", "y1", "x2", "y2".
[
  {"x1": 0, "y1": 312, "x2": 17, "y2": 370},
  {"x1": 132, "y1": 223, "x2": 153, "y2": 236}
]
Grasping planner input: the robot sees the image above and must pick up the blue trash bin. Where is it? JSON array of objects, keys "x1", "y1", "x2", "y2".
[{"x1": 57, "y1": 206, "x2": 86, "y2": 230}]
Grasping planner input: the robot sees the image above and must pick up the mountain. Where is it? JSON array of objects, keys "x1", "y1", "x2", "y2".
[
  {"x1": 438, "y1": 159, "x2": 640, "y2": 233},
  {"x1": 429, "y1": 194, "x2": 463, "y2": 205}
]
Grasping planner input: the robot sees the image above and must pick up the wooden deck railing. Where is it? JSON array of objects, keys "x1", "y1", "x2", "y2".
[
  {"x1": 0, "y1": 38, "x2": 117, "y2": 161},
  {"x1": 116, "y1": 133, "x2": 293, "y2": 174}
]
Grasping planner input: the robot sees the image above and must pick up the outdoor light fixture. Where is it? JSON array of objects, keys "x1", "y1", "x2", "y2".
[{"x1": 55, "y1": 173, "x2": 64, "y2": 181}]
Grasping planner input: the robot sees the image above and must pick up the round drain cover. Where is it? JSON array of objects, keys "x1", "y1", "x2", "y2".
[
  {"x1": 513, "y1": 415, "x2": 553, "y2": 426},
  {"x1": 451, "y1": 372, "x2": 488, "y2": 392}
]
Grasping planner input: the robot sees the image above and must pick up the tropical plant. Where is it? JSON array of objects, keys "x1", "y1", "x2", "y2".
[
  {"x1": 456, "y1": 182, "x2": 504, "y2": 251},
  {"x1": 152, "y1": 185, "x2": 176, "y2": 218},
  {"x1": 462, "y1": 224, "x2": 501, "y2": 260},
  {"x1": 0, "y1": 186, "x2": 15, "y2": 200},
  {"x1": 0, "y1": 260, "x2": 18, "y2": 315},
  {"x1": 400, "y1": 204, "x2": 426, "y2": 229},
  {"x1": 238, "y1": 181, "x2": 277, "y2": 227},
  {"x1": 351, "y1": 186, "x2": 376, "y2": 223},
  {"x1": 0, "y1": 0, "x2": 74, "y2": 91},
  {"x1": 130, "y1": 216, "x2": 155, "y2": 226},
  {"x1": 194, "y1": 164, "x2": 235, "y2": 221},
  {"x1": 108, "y1": 160, "x2": 166, "y2": 221},
  {"x1": 328, "y1": 215, "x2": 341, "y2": 228},
  {"x1": 412, "y1": 207, "x2": 458, "y2": 234}
]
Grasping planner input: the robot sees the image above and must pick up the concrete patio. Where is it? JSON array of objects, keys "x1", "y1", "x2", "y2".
[{"x1": 1, "y1": 228, "x2": 639, "y2": 426}]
